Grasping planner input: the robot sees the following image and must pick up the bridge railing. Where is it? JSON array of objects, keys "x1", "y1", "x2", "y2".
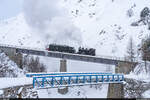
[
  {"x1": 32, "y1": 74, "x2": 124, "y2": 88},
  {"x1": 96, "y1": 54, "x2": 138, "y2": 62},
  {"x1": 26, "y1": 72, "x2": 113, "y2": 77}
]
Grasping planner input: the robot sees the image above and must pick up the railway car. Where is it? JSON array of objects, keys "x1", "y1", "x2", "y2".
[{"x1": 47, "y1": 44, "x2": 76, "y2": 53}]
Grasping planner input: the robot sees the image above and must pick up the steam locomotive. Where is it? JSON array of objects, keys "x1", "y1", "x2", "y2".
[{"x1": 46, "y1": 44, "x2": 96, "y2": 56}]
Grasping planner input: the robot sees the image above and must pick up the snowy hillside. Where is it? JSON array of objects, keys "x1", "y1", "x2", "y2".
[
  {"x1": 0, "y1": 52, "x2": 24, "y2": 77},
  {"x1": 0, "y1": 0, "x2": 150, "y2": 57},
  {"x1": 64, "y1": 0, "x2": 150, "y2": 57},
  {"x1": 0, "y1": 13, "x2": 46, "y2": 49}
]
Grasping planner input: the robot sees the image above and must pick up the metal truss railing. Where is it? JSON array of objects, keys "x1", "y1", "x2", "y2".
[
  {"x1": 32, "y1": 74, "x2": 124, "y2": 88},
  {"x1": 26, "y1": 72, "x2": 113, "y2": 77}
]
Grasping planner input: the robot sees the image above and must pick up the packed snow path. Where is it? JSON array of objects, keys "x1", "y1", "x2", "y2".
[
  {"x1": 0, "y1": 78, "x2": 32, "y2": 89},
  {"x1": 0, "y1": 44, "x2": 137, "y2": 65}
]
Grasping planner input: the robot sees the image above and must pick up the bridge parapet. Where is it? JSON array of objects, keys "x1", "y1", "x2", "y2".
[{"x1": 26, "y1": 72, "x2": 113, "y2": 77}]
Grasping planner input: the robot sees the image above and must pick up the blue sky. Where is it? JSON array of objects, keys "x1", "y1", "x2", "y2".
[{"x1": 0, "y1": 0, "x2": 23, "y2": 20}]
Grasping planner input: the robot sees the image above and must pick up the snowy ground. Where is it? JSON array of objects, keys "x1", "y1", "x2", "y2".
[
  {"x1": 125, "y1": 73, "x2": 150, "y2": 83},
  {"x1": 37, "y1": 84, "x2": 108, "y2": 98},
  {"x1": 0, "y1": 78, "x2": 32, "y2": 89}
]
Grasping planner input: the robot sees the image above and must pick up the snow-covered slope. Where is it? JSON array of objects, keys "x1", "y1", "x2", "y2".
[
  {"x1": 125, "y1": 61, "x2": 150, "y2": 82},
  {"x1": 0, "y1": 13, "x2": 46, "y2": 49},
  {"x1": 0, "y1": 0, "x2": 150, "y2": 57},
  {"x1": 0, "y1": 52, "x2": 24, "y2": 77},
  {"x1": 64, "y1": 0, "x2": 150, "y2": 57}
]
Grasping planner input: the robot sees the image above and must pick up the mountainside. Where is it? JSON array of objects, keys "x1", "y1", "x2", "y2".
[
  {"x1": 64, "y1": 0, "x2": 150, "y2": 57},
  {"x1": 0, "y1": 0, "x2": 150, "y2": 58},
  {"x1": 0, "y1": 13, "x2": 45, "y2": 49},
  {"x1": 0, "y1": 52, "x2": 24, "y2": 77}
]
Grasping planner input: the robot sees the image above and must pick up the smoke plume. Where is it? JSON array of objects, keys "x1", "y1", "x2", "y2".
[{"x1": 23, "y1": 0, "x2": 82, "y2": 46}]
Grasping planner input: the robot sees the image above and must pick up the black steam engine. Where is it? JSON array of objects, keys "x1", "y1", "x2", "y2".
[{"x1": 46, "y1": 44, "x2": 96, "y2": 56}]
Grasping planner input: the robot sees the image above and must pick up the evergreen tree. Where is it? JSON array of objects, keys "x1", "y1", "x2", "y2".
[
  {"x1": 141, "y1": 36, "x2": 150, "y2": 61},
  {"x1": 126, "y1": 37, "x2": 136, "y2": 71},
  {"x1": 126, "y1": 37, "x2": 136, "y2": 62},
  {"x1": 140, "y1": 35, "x2": 150, "y2": 73}
]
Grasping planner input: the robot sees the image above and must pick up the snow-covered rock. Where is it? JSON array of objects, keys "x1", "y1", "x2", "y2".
[
  {"x1": 0, "y1": 52, "x2": 24, "y2": 77},
  {"x1": 124, "y1": 78, "x2": 150, "y2": 98},
  {"x1": 125, "y1": 61, "x2": 150, "y2": 82}
]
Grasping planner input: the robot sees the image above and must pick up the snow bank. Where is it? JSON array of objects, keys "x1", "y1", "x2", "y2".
[
  {"x1": 125, "y1": 73, "x2": 150, "y2": 82},
  {"x1": 125, "y1": 61, "x2": 150, "y2": 82},
  {"x1": 0, "y1": 77, "x2": 32, "y2": 89}
]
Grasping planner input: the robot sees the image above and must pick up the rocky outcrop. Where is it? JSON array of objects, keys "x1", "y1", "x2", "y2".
[
  {"x1": 124, "y1": 78, "x2": 150, "y2": 98},
  {"x1": 0, "y1": 84, "x2": 38, "y2": 98}
]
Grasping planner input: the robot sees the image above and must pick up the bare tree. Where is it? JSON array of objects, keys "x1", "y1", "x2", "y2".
[{"x1": 23, "y1": 56, "x2": 46, "y2": 73}]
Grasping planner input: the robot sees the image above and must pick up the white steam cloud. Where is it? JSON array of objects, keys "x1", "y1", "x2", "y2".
[{"x1": 23, "y1": 0, "x2": 82, "y2": 46}]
